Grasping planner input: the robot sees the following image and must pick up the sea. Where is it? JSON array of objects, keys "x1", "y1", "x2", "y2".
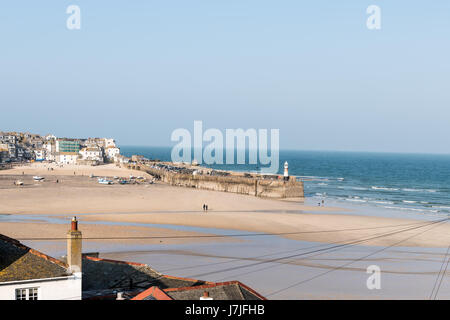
[{"x1": 121, "y1": 146, "x2": 450, "y2": 218}]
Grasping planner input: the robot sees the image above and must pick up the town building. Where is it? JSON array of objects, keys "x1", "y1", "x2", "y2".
[
  {"x1": 58, "y1": 152, "x2": 79, "y2": 164},
  {"x1": 0, "y1": 219, "x2": 82, "y2": 300},
  {"x1": 0, "y1": 144, "x2": 9, "y2": 163},
  {"x1": 105, "y1": 146, "x2": 120, "y2": 162},
  {"x1": 34, "y1": 149, "x2": 46, "y2": 161},
  {"x1": 56, "y1": 139, "x2": 80, "y2": 153},
  {"x1": 79, "y1": 147, "x2": 104, "y2": 163},
  {"x1": 44, "y1": 141, "x2": 56, "y2": 161},
  {"x1": 0, "y1": 131, "x2": 122, "y2": 165}
]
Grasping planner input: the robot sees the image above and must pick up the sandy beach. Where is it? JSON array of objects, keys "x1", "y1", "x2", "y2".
[
  {"x1": 1, "y1": 163, "x2": 449, "y2": 248},
  {"x1": 2, "y1": 162, "x2": 450, "y2": 299}
]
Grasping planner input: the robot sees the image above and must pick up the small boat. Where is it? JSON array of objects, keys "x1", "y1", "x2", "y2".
[
  {"x1": 129, "y1": 175, "x2": 136, "y2": 179},
  {"x1": 119, "y1": 180, "x2": 129, "y2": 185},
  {"x1": 14, "y1": 180, "x2": 24, "y2": 186},
  {"x1": 33, "y1": 176, "x2": 45, "y2": 181},
  {"x1": 98, "y1": 178, "x2": 113, "y2": 185}
]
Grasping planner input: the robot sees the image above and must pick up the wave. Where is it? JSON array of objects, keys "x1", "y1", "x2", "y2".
[
  {"x1": 336, "y1": 186, "x2": 368, "y2": 191},
  {"x1": 402, "y1": 200, "x2": 417, "y2": 204},
  {"x1": 371, "y1": 200, "x2": 395, "y2": 205},
  {"x1": 432, "y1": 206, "x2": 450, "y2": 210},
  {"x1": 345, "y1": 198, "x2": 367, "y2": 203},
  {"x1": 351, "y1": 186, "x2": 368, "y2": 191},
  {"x1": 299, "y1": 176, "x2": 329, "y2": 181},
  {"x1": 402, "y1": 188, "x2": 438, "y2": 193},
  {"x1": 382, "y1": 206, "x2": 441, "y2": 214},
  {"x1": 371, "y1": 186, "x2": 399, "y2": 191}
]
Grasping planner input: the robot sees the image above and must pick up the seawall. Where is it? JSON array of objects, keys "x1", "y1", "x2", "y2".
[{"x1": 126, "y1": 164, "x2": 304, "y2": 199}]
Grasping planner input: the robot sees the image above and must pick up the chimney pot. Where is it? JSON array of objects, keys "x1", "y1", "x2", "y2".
[
  {"x1": 116, "y1": 292, "x2": 125, "y2": 300},
  {"x1": 71, "y1": 216, "x2": 78, "y2": 231},
  {"x1": 200, "y1": 291, "x2": 213, "y2": 300}
]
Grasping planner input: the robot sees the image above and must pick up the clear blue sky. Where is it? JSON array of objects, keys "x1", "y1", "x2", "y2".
[{"x1": 0, "y1": 1, "x2": 449, "y2": 153}]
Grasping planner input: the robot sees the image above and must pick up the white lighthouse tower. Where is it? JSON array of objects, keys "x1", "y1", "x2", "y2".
[{"x1": 283, "y1": 161, "x2": 289, "y2": 181}]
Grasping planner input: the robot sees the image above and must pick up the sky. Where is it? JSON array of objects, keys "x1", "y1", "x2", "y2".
[{"x1": 0, "y1": 1, "x2": 449, "y2": 153}]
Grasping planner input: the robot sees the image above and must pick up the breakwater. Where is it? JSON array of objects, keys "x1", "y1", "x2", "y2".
[{"x1": 126, "y1": 164, "x2": 304, "y2": 199}]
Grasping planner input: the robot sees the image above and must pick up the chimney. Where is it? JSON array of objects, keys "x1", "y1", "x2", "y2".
[
  {"x1": 67, "y1": 216, "x2": 82, "y2": 274},
  {"x1": 200, "y1": 291, "x2": 213, "y2": 300},
  {"x1": 116, "y1": 292, "x2": 125, "y2": 300}
]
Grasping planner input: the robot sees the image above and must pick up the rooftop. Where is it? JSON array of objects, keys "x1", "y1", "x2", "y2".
[
  {"x1": 0, "y1": 234, "x2": 69, "y2": 283},
  {"x1": 132, "y1": 281, "x2": 267, "y2": 300},
  {"x1": 79, "y1": 256, "x2": 212, "y2": 299}
]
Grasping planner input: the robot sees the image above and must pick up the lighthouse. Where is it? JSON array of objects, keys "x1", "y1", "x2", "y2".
[{"x1": 283, "y1": 161, "x2": 289, "y2": 181}]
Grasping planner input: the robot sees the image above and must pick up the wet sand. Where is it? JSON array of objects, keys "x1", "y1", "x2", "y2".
[{"x1": 0, "y1": 221, "x2": 238, "y2": 246}]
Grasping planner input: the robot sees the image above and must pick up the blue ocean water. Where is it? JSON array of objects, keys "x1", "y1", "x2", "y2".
[{"x1": 121, "y1": 146, "x2": 450, "y2": 216}]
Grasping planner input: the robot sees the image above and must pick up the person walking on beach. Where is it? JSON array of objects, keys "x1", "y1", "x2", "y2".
[
  {"x1": 205, "y1": 204, "x2": 208, "y2": 211},
  {"x1": 202, "y1": 204, "x2": 206, "y2": 212}
]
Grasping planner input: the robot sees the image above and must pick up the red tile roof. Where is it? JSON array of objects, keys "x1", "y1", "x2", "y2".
[
  {"x1": 132, "y1": 286, "x2": 172, "y2": 300},
  {"x1": 132, "y1": 281, "x2": 267, "y2": 300}
]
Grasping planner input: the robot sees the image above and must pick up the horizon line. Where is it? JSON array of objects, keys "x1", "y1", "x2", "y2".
[{"x1": 118, "y1": 145, "x2": 450, "y2": 157}]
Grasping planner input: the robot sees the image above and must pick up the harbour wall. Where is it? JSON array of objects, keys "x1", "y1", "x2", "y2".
[{"x1": 127, "y1": 164, "x2": 304, "y2": 199}]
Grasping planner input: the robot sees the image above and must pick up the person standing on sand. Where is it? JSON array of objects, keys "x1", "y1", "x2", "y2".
[{"x1": 202, "y1": 204, "x2": 205, "y2": 211}]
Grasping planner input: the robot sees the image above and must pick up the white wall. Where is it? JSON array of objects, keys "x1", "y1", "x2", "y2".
[{"x1": 0, "y1": 272, "x2": 82, "y2": 300}]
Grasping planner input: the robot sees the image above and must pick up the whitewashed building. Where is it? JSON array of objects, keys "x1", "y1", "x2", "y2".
[
  {"x1": 104, "y1": 138, "x2": 116, "y2": 148},
  {"x1": 34, "y1": 149, "x2": 46, "y2": 161},
  {"x1": 57, "y1": 152, "x2": 79, "y2": 164},
  {"x1": 105, "y1": 146, "x2": 120, "y2": 162},
  {"x1": 79, "y1": 147, "x2": 103, "y2": 163}
]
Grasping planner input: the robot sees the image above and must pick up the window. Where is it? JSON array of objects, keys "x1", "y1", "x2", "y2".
[{"x1": 15, "y1": 287, "x2": 39, "y2": 300}]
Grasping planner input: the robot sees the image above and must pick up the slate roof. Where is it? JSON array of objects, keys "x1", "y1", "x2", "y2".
[
  {"x1": 0, "y1": 234, "x2": 69, "y2": 283},
  {"x1": 132, "y1": 281, "x2": 266, "y2": 300},
  {"x1": 81, "y1": 256, "x2": 212, "y2": 299}
]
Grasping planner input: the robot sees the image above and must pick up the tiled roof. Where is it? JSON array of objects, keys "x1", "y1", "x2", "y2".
[
  {"x1": 81, "y1": 256, "x2": 211, "y2": 298},
  {"x1": 131, "y1": 286, "x2": 172, "y2": 300},
  {"x1": 132, "y1": 281, "x2": 266, "y2": 300},
  {"x1": 0, "y1": 234, "x2": 69, "y2": 283}
]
